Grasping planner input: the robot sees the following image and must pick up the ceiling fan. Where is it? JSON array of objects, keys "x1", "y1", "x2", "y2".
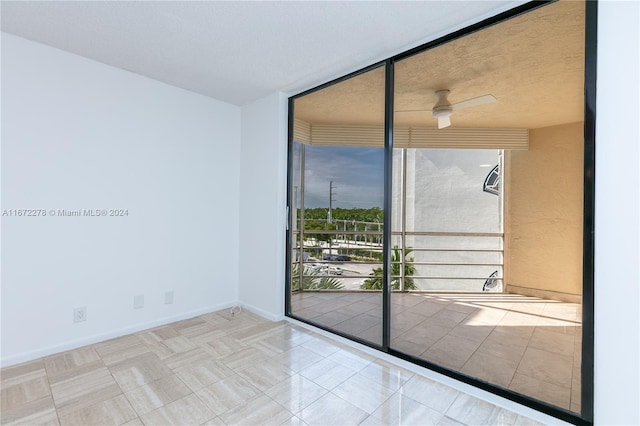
[{"x1": 397, "y1": 89, "x2": 497, "y2": 129}]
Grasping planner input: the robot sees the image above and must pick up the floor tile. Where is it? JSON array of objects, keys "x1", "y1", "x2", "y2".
[
  {"x1": 509, "y1": 372, "x2": 571, "y2": 410},
  {"x1": 357, "y1": 359, "x2": 414, "y2": 392},
  {"x1": 301, "y1": 337, "x2": 343, "y2": 357},
  {"x1": 1, "y1": 375, "x2": 51, "y2": 411},
  {"x1": 279, "y1": 415, "x2": 308, "y2": 426},
  {"x1": 43, "y1": 347, "x2": 103, "y2": 385},
  {"x1": 332, "y1": 373, "x2": 395, "y2": 414},
  {"x1": 195, "y1": 375, "x2": 261, "y2": 415},
  {"x1": 58, "y1": 394, "x2": 136, "y2": 426},
  {"x1": 136, "y1": 325, "x2": 180, "y2": 343},
  {"x1": 0, "y1": 301, "x2": 574, "y2": 424},
  {"x1": 171, "y1": 317, "x2": 210, "y2": 335},
  {"x1": 93, "y1": 335, "x2": 148, "y2": 365},
  {"x1": 405, "y1": 300, "x2": 447, "y2": 317},
  {"x1": 164, "y1": 348, "x2": 213, "y2": 371},
  {"x1": 140, "y1": 393, "x2": 215, "y2": 425},
  {"x1": 514, "y1": 414, "x2": 547, "y2": 425},
  {"x1": 399, "y1": 375, "x2": 459, "y2": 413},
  {"x1": 447, "y1": 323, "x2": 496, "y2": 343},
  {"x1": 1, "y1": 360, "x2": 47, "y2": 387},
  {"x1": 421, "y1": 334, "x2": 482, "y2": 370},
  {"x1": 333, "y1": 314, "x2": 381, "y2": 336},
  {"x1": 218, "y1": 346, "x2": 270, "y2": 371},
  {"x1": 298, "y1": 392, "x2": 368, "y2": 426},
  {"x1": 123, "y1": 374, "x2": 191, "y2": 416},
  {"x1": 476, "y1": 330, "x2": 529, "y2": 363},
  {"x1": 236, "y1": 358, "x2": 294, "y2": 391},
  {"x1": 516, "y1": 347, "x2": 573, "y2": 388},
  {"x1": 175, "y1": 359, "x2": 235, "y2": 391},
  {"x1": 528, "y1": 328, "x2": 575, "y2": 356},
  {"x1": 0, "y1": 394, "x2": 58, "y2": 425},
  {"x1": 109, "y1": 352, "x2": 173, "y2": 392},
  {"x1": 200, "y1": 417, "x2": 227, "y2": 426},
  {"x1": 219, "y1": 394, "x2": 292, "y2": 426},
  {"x1": 460, "y1": 350, "x2": 519, "y2": 388},
  {"x1": 50, "y1": 366, "x2": 121, "y2": 417},
  {"x1": 325, "y1": 348, "x2": 375, "y2": 372},
  {"x1": 436, "y1": 415, "x2": 466, "y2": 425},
  {"x1": 144, "y1": 335, "x2": 197, "y2": 359},
  {"x1": 274, "y1": 346, "x2": 324, "y2": 373},
  {"x1": 427, "y1": 309, "x2": 470, "y2": 329},
  {"x1": 265, "y1": 374, "x2": 327, "y2": 415},
  {"x1": 465, "y1": 307, "x2": 508, "y2": 325},
  {"x1": 299, "y1": 358, "x2": 357, "y2": 390},
  {"x1": 445, "y1": 393, "x2": 516, "y2": 425},
  {"x1": 369, "y1": 392, "x2": 444, "y2": 425}
]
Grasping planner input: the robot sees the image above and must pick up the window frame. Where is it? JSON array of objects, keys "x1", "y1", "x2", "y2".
[{"x1": 285, "y1": 1, "x2": 596, "y2": 424}]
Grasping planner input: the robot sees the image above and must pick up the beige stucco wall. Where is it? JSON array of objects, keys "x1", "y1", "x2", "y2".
[{"x1": 505, "y1": 122, "x2": 584, "y2": 301}]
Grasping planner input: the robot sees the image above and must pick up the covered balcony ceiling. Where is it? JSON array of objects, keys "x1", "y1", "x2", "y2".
[{"x1": 295, "y1": 1, "x2": 585, "y2": 130}]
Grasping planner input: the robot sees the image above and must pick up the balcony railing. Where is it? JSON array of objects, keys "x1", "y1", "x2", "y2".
[{"x1": 291, "y1": 230, "x2": 503, "y2": 292}]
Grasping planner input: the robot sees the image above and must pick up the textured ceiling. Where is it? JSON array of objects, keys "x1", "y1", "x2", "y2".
[
  {"x1": 295, "y1": 0, "x2": 585, "y2": 130},
  {"x1": 0, "y1": 0, "x2": 526, "y2": 106}
]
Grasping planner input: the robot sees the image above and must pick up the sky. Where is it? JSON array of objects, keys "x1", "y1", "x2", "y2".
[
  {"x1": 293, "y1": 144, "x2": 384, "y2": 209},
  {"x1": 292, "y1": 143, "x2": 500, "y2": 212}
]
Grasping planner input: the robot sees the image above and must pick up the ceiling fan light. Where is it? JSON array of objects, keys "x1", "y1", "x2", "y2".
[{"x1": 432, "y1": 107, "x2": 452, "y2": 118}]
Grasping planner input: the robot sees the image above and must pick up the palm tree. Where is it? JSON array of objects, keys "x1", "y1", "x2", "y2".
[
  {"x1": 291, "y1": 264, "x2": 344, "y2": 290},
  {"x1": 360, "y1": 246, "x2": 417, "y2": 290}
]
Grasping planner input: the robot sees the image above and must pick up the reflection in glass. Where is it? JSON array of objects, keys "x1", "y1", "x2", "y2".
[
  {"x1": 286, "y1": 0, "x2": 586, "y2": 417},
  {"x1": 390, "y1": 0, "x2": 585, "y2": 414},
  {"x1": 289, "y1": 66, "x2": 385, "y2": 346}
]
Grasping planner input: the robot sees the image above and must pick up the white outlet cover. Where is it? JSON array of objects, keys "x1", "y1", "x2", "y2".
[
  {"x1": 74, "y1": 307, "x2": 86, "y2": 323},
  {"x1": 134, "y1": 294, "x2": 144, "y2": 309},
  {"x1": 165, "y1": 291, "x2": 174, "y2": 304}
]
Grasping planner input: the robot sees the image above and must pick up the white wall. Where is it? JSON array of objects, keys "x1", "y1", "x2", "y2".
[
  {"x1": 238, "y1": 92, "x2": 287, "y2": 320},
  {"x1": 594, "y1": 2, "x2": 640, "y2": 424},
  {"x1": 0, "y1": 34, "x2": 241, "y2": 365}
]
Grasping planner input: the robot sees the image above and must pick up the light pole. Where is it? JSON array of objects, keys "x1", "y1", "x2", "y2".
[
  {"x1": 328, "y1": 181, "x2": 337, "y2": 223},
  {"x1": 328, "y1": 181, "x2": 337, "y2": 255}
]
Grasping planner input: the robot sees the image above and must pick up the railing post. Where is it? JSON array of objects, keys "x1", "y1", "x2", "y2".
[
  {"x1": 400, "y1": 148, "x2": 408, "y2": 291},
  {"x1": 299, "y1": 144, "x2": 306, "y2": 292}
]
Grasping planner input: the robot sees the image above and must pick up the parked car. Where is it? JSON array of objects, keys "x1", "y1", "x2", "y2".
[
  {"x1": 322, "y1": 254, "x2": 352, "y2": 261},
  {"x1": 328, "y1": 266, "x2": 343, "y2": 275}
]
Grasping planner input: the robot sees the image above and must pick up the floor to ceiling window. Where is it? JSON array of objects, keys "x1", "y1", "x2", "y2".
[
  {"x1": 289, "y1": 65, "x2": 386, "y2": 347},
  {"x1": 286, "y1": 1, "x2": 593, "y2": 424}
]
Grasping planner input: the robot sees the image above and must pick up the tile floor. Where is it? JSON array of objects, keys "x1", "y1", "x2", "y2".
[
  {"x1": 1, "y1": 308, "x2": 544, "y2": 426},
  {"x1": 292, "y1": 292, "x2": 582, "y2": 413}
]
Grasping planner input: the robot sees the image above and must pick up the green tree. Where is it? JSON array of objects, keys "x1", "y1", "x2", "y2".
[
  {"x1": 360, "y1": 246, "x2": 417, "y2": 290},
  {"x1": 291, "y1": 264, "x2": 344, "y2": 290},
  {"x1": 304, "y1": 220, "x2": 338, "y2": 245}
]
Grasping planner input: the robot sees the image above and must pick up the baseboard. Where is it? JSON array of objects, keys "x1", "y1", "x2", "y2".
[
  {"x1": 506, "y1": 284, "x2": 582, "y2": 304},
  {"x1": 240, "y1": 302, "x2": 284, "y2": 322},
  {"x1": 0, "y1": 301, "x2": 237, "y2": 367}
]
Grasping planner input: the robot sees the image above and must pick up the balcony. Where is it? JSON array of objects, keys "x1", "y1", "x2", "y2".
[{"x1": 290, "y1": 227, "x2": 581, "y2": 412}]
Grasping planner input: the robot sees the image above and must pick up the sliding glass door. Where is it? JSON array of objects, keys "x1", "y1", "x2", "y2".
[
  {"x1": 286, "y1": 1, "x2": 592, "y2": 422},
  {"x1": 288, "y1": 65, "x2": 386, "y2": 346}
]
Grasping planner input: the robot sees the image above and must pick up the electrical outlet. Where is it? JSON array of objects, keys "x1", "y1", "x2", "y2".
[
  {"x1": 134, "y1": 294, "x2": 144, "y2": 309},
  {"x1": 165, "y1": 291, "x2": 174, "y2": 305},
  {"x1": 74, "y1": 307, "x2": 87, "y2": 323}
]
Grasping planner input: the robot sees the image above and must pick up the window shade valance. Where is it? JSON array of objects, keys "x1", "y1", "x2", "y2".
[{"x1": 293, "y1": 119, "x2": 528, "y2": 150}]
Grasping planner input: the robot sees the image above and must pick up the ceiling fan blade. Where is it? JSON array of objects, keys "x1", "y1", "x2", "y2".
[
  {"x1": 451, "y1": 94, "x2": 496, "y2": 111},
  {"x1": 438, "y1": 116, "x2": 451, "y2": 129}
]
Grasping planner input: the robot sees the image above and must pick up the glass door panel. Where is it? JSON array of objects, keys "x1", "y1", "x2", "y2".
[
  {"x1": 390, "y1": 0, "x2": 585, "y2": 414},
  {"x1": 289, "y1": 66, "x2": 386, "y2": 346}
]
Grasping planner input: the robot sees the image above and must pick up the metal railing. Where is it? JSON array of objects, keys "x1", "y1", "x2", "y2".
[{"x1": 291, "y1": 230, "x2": 503, "y2": 292}]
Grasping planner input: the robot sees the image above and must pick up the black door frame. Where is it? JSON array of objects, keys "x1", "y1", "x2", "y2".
[{"x1": 285, "y1": 1, "x2": 596, "y2": 424}]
